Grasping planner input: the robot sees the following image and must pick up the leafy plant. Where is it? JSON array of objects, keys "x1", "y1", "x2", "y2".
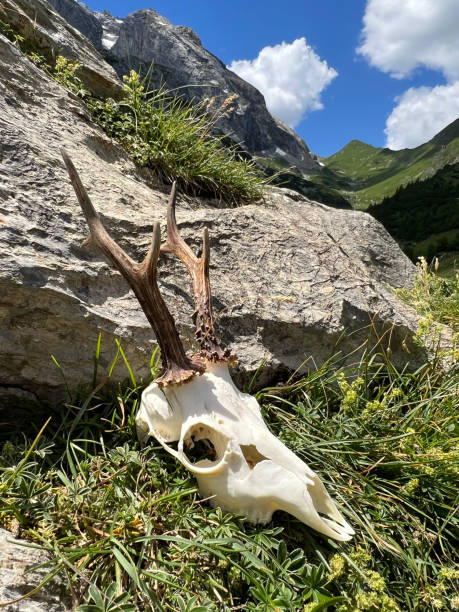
[
  {"x1": 52, "y1": 56, "x2": 89, "y2": 99},
  {"x1": 0, "y1": 18, "x2": 24, "y2": 46},
  {"x1": 89, "y1": 70, "x2": 266, "y2": 202}
]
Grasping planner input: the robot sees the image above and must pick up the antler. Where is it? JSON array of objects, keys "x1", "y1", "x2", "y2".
[
  {"x1": 160, "y1": 183, "x2": 233, "y2": 363},
  {"x1": 61, "y1": 150, "x2": 203, "y2": 386}
]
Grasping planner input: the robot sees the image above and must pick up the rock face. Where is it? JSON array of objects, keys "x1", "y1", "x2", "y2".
[
  {"x1": 47, "y1": 0, "x2": 103, "y2": 48},
  {"x1": 47, "y1": 0, "x2": 319, "y2": 174},
  {"x1": 0, "y1": 528, "x2": 69, "y2": 610},
  {"x1": 0, "y1": 0, "x2": 122, "y2": 98},
  {"x1": 0, "y1": 32, "x2": 430, "y2": 407}
]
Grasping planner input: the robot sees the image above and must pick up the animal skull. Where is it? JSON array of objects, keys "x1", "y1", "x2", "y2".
[
  {"x1": 137, "y1": 362, "x2": 354, "y2": 540},
  {"x1": 62, "y1": 150, "x2": 354, "y2": 542}
]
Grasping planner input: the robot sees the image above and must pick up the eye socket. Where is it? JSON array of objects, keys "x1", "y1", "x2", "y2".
[
  {"x1": 184, "y1": 435, "x2": 217, "y2": 464},
  {"x1": 182, "y1": 422, "x2": 229, "y2": 468}
]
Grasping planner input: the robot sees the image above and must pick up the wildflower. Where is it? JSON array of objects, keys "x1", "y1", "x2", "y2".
[
  {"x1": 339, "y1": 376, "x2": 365, "y2": 412},
  {"x1": 328, "y1": 554, "x2": 346, "y2": 580},
  {"x1": 403, "y1": 478, "x2": 419, "y2": 496},
  {"x1": 355, "y1": 591, "x2": 379, "y2": 609},
  {"x1": 342, "y1": 389, "x2": 358, "y2": 411},
  {"x1": 380, "y1": 594, "x2": 400, "y2": 611},
  {"x1": 367, "y1": 570, "x2": 386, "y2": 592},
  {"x1": 439, "y1": 567, "x2": 459, "y2": 581},
  {"x1": 222, "y1": 93, "x2": 239, "y2": 108},
  {"x1": 418, "y1": 464, "x2": 435, "y2": 476},
  {"x1": 389, "y1": 387, "x2": 403, "y2": 399},
  {"x1": 451, "y1": 595, "x2": 459, "y2": 610},
  {"x1": 362, "y1": 400, "x2": 385, "y2": 421},
  {"x1": 204, "y1": 96, "x2": 215, "y2": 113},
  {"x1": 350, "y1": 546, "x2": 371, "y2": 569}
]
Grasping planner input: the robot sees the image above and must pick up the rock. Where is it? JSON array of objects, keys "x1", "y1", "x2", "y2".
[
  {"x1": 0, "y1": 0, "x2": 123, "y2": 98},
  {"x1": 0, "y1": 528, "x2": 69, "y2": 611},
  {"x1": 47, "y1": 0, "x2": 103, "y2": 48},
  {"x1": 0, "y1": 33, "x2": 429, "y2": 406},
  {"x1": 46, "y1": 1, "x2": 319, "y2": 174}
]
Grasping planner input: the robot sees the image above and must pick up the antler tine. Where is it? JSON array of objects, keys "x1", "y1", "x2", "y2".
[
  {"x1": 160, "y1": 183, "x2": 232, "y2": 363},
  {"x1": 61, "y1": 149, "x2": 137, "y2": 280},
  {"x1": 61, "y1": 150, "x2": 203, "y2": 386}
]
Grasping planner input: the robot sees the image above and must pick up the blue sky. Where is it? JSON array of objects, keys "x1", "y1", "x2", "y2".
[{"x1": 85, "y1": 1, "x2": 459, "y2": 157}]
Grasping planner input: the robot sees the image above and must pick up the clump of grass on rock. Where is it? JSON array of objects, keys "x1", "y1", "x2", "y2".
[
  {"x1": 52, "y1": 58, "x2": 267, "y2": 203},
  {"x1": 92, "y1": 71, "x2": 265, "y2": 203}
]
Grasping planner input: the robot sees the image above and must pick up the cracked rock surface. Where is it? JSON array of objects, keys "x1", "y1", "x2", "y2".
[{"x1": 0, "y1": 33, "x2": 428, "y2": 409}]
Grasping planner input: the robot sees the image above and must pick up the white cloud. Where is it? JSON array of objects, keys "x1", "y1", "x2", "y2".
[
  {"x1": 385, "y1": 82, "x2": 459, "y2": 149},
  {"x1": 357, "y1": 1, "x2": 459, "y2": 149},
  {"x1": 357, "y1": 0, "x2": 459, "y2": 80},
  {"x1": 228, "y1": 38, "x2": 337, "y2": 127}
]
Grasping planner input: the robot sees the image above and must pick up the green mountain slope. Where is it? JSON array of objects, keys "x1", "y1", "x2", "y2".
[
  {"x1": 318, "y1": 118, "x2": 459, "y2": 209},
  {"x1": 371, "y1": 163, "x2": 459, "y2": 259}
]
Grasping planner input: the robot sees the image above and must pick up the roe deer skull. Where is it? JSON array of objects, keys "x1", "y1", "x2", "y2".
[{"x1": 62, "y1": 150, "x2": 354, "y2": 541}]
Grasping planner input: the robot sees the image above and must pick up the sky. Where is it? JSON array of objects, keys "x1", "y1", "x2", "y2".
[{"x1": 84, "y1": 0, "x2": 459, "y2": 157}]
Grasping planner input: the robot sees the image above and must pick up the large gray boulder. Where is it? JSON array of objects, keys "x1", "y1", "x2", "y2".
[
  {"x1": 47, "y1": 0, "x2": 319, "y2": 174},
  {"x1": 0, "y1": 33, "x2": 427, "y2": 407}
]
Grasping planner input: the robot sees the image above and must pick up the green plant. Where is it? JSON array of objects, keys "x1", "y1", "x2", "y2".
[
  {"x1": 0, "y1": 18, "x2": 24, "y2": 46},
  {"x1": 51, "y1": 55, "x2": 89, "y2": 99},
  {"x1": 396, "y1": 256, "x2": 459, "y2": 332},
  {"x1": 89, "y1": 70, "x2": 267, "y2": 202}
]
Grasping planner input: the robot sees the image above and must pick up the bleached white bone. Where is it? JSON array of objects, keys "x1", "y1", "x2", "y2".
[{"x1": 137, "y1": 362, "x2": 354, "y2": 541}]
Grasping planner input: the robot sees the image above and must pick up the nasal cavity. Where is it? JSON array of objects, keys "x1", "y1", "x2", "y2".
[{"x1": 240, "y1": 444, "x2": 268, "y2": 469}]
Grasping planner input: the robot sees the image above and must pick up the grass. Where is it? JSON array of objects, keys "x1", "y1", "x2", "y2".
[
  {"x1": 0, "y1": 325, "x2": 457, "y2": 611},
  {"x1": 86, "y1": 69, "x2": 267, "y2": 203}
]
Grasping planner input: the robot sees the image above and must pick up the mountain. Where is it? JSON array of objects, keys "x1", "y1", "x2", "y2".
[
  {"x1": 318, "y1": 118, "x2": 459, "y2": 209},
  {"x1": 371, "y1": 163, "x2": 459, "y2": 261},
  {"x1": 47, "y1": 0, "x2": 319, "y2": 174},
  {"x1": 313, "y1": 120, "x2": 459, "y2": 261}
]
